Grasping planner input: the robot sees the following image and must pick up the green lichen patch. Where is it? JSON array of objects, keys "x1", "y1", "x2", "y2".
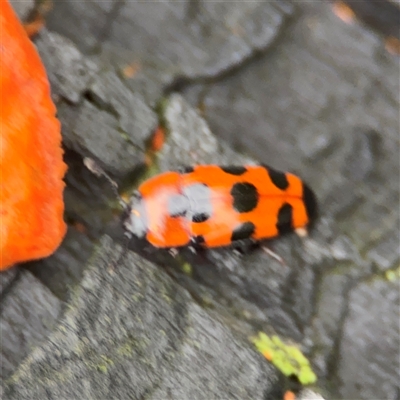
[
  {"x1": 385, "y1": 265, "x2": 400, "y2": 282},
  {"x1": 251, "y1": 332, "x2": 317, "y2": 385},
  {"x1": 181, "y1": 262, "x2": 193, "y2": 276}
]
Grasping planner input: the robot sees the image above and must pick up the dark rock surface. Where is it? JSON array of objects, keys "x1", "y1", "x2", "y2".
[
  {"x1": 9, "y1": 0, "x2": 34, "y2": 20},
  {"x1": 160, "y1": 94, "x2": 251, "y2": 169},
  {"x1": 344, "y1": 0, "x2": 400, "y2": 39},
  {"x1": 337, "y1": 278, "x2": 400, "y2": 399},
  {"x1": 45, "y1": 0, "x2": 294, "y2": 105},
  {"x1": 4, "y1": 237, "x2": 279, "y2": 400},
  {"x1": 1, "y1": 1, "x2": 399, "y2": 399},
  {"x1": 0, "y1": 272, "x2": 62, "y2": 380},
  {"x1": 27, "y1": 227, "x2": 95, "y2": 302},
  {"x1": 0, "y1": 268, "x2": 17, "y2": 297},
  {"x1": 35, "y1": 30, "x2": 158, "y2": 177}
]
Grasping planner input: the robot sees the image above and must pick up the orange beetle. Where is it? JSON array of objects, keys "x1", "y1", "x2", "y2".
[{"x1": 124, "y1": 165, "x2": 317, "y2": 249}]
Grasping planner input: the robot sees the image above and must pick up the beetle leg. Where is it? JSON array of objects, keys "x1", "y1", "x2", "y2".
[
  {"x1": 231, "y1": 238, "x2": 258, "y2": 255},
  {"x1": 168, "y1": 247, "x2": 179, "y2": 258},
  {"x1": 262, "y1": 246, "x2": 286, "y2": 266},
  {"x1": 295, "y1": 227, "x2": 308, "y2": 238}
]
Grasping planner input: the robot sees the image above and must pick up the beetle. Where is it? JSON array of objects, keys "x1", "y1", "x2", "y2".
[{"x1": 123, "y1": 164, "x2": 317, "y2": 249}]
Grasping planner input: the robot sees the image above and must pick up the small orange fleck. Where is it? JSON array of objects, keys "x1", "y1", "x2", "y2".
[
  {"x1": 144, "y1": 154, "x2": 152, "y2": 166},
  {"x1": 23, "y1": 0, "x2": 52, "y2": 38},
  {"x1": 122, "y1": 62, "x2": 141, "y2": 79},
  {"x1": 151, "y1": 126, "x2": 165, "y2": 152},
  {"x1": 284, "y1": 391, "x2": 296, "y2": 400},
  {"x1": 385, "y1": 36, "x2": 400, "y2": 55},
  {"x1": 262, "y1": 350, "x2": 273, "y2": 361},
  {"x1": 72, "y1": 222, "x2": 87, "y2": 234},
  {"x1": 23, "y1": 15, "x2": 45, "y2": 37},
  {"x1": 332, "y1": 1, "x2": 356, "y2": 24}
]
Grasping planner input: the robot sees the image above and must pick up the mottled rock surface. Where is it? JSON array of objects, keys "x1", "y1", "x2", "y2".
[
  {"x1": 0, "y1": 272, "x2": 62, "y2": 379},
  {"x1": 4, "y1": 237, "x2": 279, "y2": 399}
]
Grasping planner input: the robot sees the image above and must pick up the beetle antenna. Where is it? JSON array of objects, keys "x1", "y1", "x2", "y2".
[{"x1": 83, "y1": 157, "x2": 127, "y2": 209}]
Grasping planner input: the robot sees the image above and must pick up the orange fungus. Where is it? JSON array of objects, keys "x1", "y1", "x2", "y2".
[
  {"x1": 151, "y1": 126, "x2": 165, "y2": 152},
  {"x1": 0, "y1": 0, "x2": 67, "y2": 270}
]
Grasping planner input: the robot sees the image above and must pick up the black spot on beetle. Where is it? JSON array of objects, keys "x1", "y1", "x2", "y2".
[
  {"x1": 262, "y1": 165, "x2": 289, "y2": 190},
  {"x1": 220, "y1": 166, "x2": 247, "y2": 175},
  {"x1": 231, "y1": 182, "x2": 259, "y2": 213},
  {"x1": 232, "y1": 238, "x2": 258, "y2": 254},
  {"x1": 231, "y1": 221, "x2": 255, "y2": 241},
  {"x1": 179, "y1": 166, "x2": 194, "y2": 174},
  {"x1": 192, "y1": 235, "x2": 205, "y2": 244},
  {"x1": 192, "y1": 212, "x2": 209, "y2": 223},
  {"x1": 276, "y1": 203, "x2": 293, "y2": 235},
  {"x1": 302, "y1": 182, "x2": 318, "y2": 223}
]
